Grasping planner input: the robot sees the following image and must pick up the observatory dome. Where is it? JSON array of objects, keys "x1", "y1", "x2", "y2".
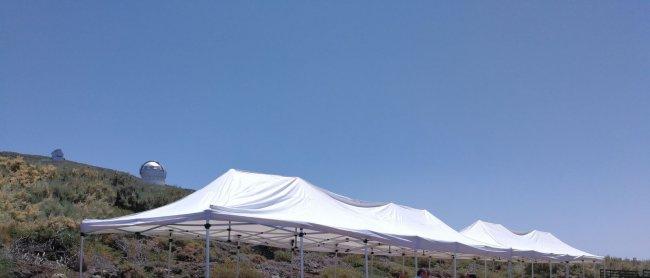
[
  {"x1": 139, "y1": 161, "x2": 166, "y2": 185},
  {"x1": 51, "y1": 149, "x2": 65, "y2": 161}
]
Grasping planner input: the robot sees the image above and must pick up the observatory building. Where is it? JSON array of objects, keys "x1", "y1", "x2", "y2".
[
  {"x1": 140, "y1": 161, "x2": 166, "y2": 185},
  {"x1": 51, "y1": 149, "x2": 65, "y2": 161}
]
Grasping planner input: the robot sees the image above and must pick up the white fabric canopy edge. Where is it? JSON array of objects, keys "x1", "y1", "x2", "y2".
[
  {"x1": 460, "y1": 220, "x2": 603, "y2": 262},
  {"x1": 81, "y1": 169, "x2": 506, "y2": 258},
  {"x1": 81, "y1": 169, "x2": 602, "y2": 262}
]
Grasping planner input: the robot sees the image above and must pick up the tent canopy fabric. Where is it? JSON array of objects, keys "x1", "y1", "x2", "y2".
[
  {"x1": 81, "y1": 169, "x2": 601, "y2": 261},
  {"x1": 82, "y1": 169, "x2": 502, "y2": 258},
  {"x1": 460, "y1": 220, "x2": 602, "y2": 262}
]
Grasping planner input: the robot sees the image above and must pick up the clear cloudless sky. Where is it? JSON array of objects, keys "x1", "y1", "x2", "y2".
[{"x1": 1, "y1": 1, "x2": 648, "y2": 259}]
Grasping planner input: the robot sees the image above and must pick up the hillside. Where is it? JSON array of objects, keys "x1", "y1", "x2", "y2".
[
  {"x1": 0, "y1": 152, "x2": 644, "y2": 277},
  {"x1": 0, "y1": 152, "x2": 361, "y2": 277},
  {"x1": 0, "y1": 152, "x2": 192, "y2": 277}
]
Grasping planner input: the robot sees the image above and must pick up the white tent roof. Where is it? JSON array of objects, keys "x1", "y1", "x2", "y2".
[
  {"x1": 82, "y1": 169, "x2": 504, "y2": 258},
  {"x1": 460, "y1": 220, "x2": 602, "y2": 262}
]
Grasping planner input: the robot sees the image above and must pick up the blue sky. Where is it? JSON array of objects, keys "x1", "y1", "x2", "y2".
[{"x1": 1, "y1": 1, "x2": 648, "y2": 259}]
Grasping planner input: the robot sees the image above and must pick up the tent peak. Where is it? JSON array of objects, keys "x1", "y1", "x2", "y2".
[
  {"x1": 473, "y1": 220, "x2": 534, "y2": 236},
  {"x1": 226, "y1": 168, "x2": 300, "y2": 179},
  {"x1": 474, "y1": 220, "x2": 500, "y2": 226},
  {"x1": 462, "y1": 220, "x2": 603, "y2": 261}
]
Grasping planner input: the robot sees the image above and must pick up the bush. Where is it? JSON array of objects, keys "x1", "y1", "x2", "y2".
[
  {"x1": 343, "y1": 254, "x2": 365, "y2": 268},
  {"x1": 321, "y1": 266, "x2": 362, "y2": 278},
  {"x1": 374, "y1": 258, "x2": 414, "y2": 277},
  {"x1": 0, "y1": 252, "x2": 13, "y2": 277},
  {"x1": 273, "y1": 250, "x2": 293, "y2": 262},
  {"x1": 213, "y1": 261, "x2": 264, "y2": 278},
  {"x1": 251, "y1": 245, "x2": 275, "y2": 259}
]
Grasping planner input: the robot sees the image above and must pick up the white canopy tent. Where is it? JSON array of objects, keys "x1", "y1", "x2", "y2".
[
  {"x1": 461, "y1": 220, "x2": 602, "y2": 262},
  {"x1": 81, "y1": 169, "x2": 506, "y2": 277},
  {"x1": 461, "y1": 220, "x2": 603, "y2": 278}
]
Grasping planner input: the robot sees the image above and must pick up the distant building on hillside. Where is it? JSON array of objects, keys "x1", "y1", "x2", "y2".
[
  {"x1": 51, "y1": 149, "x2": 65, "y2": 161},
  {"x1": 140, "y1": 161, "x2": 166, "y2": 185}
]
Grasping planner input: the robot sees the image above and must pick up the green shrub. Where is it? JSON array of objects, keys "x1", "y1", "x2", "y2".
[
  {"x1": 374, "y1": 259, "x2": 414, "y2": 277},
  {"x1": 213, "y1": 262, "x2": 264, "y2": 278},
  {"x1": 0, "y1": 254, "x2": 13, "y2": 278},
  {"x1": 321, "y1": 266, "x2": 362, "y2": 278},
  {"x1": 343, "y1": 254, "x2": 365, "y2": 268},
  {"x1": 273, "y1": 250, "x2": 293, "y2": 262},
  {"x1": 28, "y1": 180, "x2": 50, "y2": 202},
  {"x1": 251, "y1": 245, "x2": 275, "y2": 259}
]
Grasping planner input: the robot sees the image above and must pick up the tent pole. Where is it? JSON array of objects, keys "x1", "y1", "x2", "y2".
[
  {"x1": 292, "y1": 228, "x2": 297, "y2": 278},
  {"x1": 204, "y1": 220, "x2": 211, "y2": 278},
  {"x1": 334, "y1": 247, "x2": 338, "y2": 278},
  {"x1": 580, "y1": 260, "x2": 584, "y2": 278},
  {"x1": 429, "y1": 256, "x2": 432, "y2": 270},
  {"x1": 484, "y1": 258, "x2": 488, "y2": 278},
  {"x1": 168, "y1": 232, "x2": 173, "y2": 278},
  {"x1": 453, "y1": 253, "x2": 457, "y2": 278},
  {"x1": 414, "y1": 249, "x2": 418, "y2": 274},
  {"x1": 507, "y1": 249, "x2": 513, "y2": 278},
  {"x1": 402, "y1": 252, "x2": 405, "y2": 275},
  {"x1": 603, "y1": 258, "x2": 607, "y2": 278},
  {"x1": 532, "y1": 261, "x2": 534, "y2": 278},
  {"x1": 492, "y1": 259, "x2": 496, "y2": 278},
  {"x1": 371, "y1": 248, "x2": 374, "y2": 278},
  {"x1": 549, "y1": 260, "x2": 552, "y2": 278},
  {"x1": 508, "y1": 260, "x2": 513, "y2": 278},
  {"x1": 363, "y1": 239, "x2": 369, "y2": 278},
  {"x1": 227, "y1": 221, "x2": 231, "y2": 242},
  {"x1": 236, "y1": 236, "x2": 241, "y2": 278},
  {"x1": 79, "y1": 233, "x2": 84, "y2": 278},
  {"x1": 299, "y1": 228, "x2": 305, "y2": 278}
]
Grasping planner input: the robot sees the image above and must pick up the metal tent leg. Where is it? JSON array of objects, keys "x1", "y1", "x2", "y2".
[
  {"x1": 204, "y1": 221, "x2": 211, "y2": 278},
  {"x1": 485, "y1": 258, "x2": 488, "y2": 278},
  {"x1": 168, "y1": 233, "x2": 173, "y2": 277},
  {"x1": 363, "y1": 239, "x2": 369, "y2": 278},
  {"x1": 453, "y1": 254, "x2": 457, "y2": 278},
  {"x1": 334, "y1": 248, "x2": 338, "y2": 278},
  {"x1": 550, "y1": 261, "x2": 553, "y2": 278},
  {"x1": 532, "y1": 261, "x2": 535, "y2": 278},
  {"x1": 371, "y1": 248, "x2": 374, "y2": 278},
  {"x1": 414, "y1": 250, "x2": 418, "y2": 274},
  {"x1": 227, "y1": 221, "x2": 231, "y2": 242},
  {"x1": 299, "y1": 228, "x2": 305, "y2": 278},
  {"x1": 236, "y1": 236, "x2": 241, "y2": 278},
  {"x1": 79, "y1": 234, "x2": 85, "y2": 278},
  {"x1": 508, "y1": 260, "x2": 513, "y2": 278}
]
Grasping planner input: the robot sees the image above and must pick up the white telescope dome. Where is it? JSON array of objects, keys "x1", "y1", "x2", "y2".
[{"x1": 140, "y1": 161, "x2": 166, "y2": 185}]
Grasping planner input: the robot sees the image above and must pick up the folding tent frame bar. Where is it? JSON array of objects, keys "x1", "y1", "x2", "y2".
[
  {"x1": 79, "y1": 218, "x2": 601, "y2": 278},
  {"x1": 79, "y1": 218, "x2": 443, "y2": 278}
]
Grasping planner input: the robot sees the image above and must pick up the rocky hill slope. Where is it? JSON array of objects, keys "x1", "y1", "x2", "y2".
[{"x1": 0, "y1": 152, "x2": 368, "y2": 277}]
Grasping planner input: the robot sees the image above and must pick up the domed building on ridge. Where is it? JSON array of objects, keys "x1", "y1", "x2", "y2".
[
  {"x1": 51, "y1": 149, "x2": 65, "y2": 161},
  {"x1": 139, "y1": 161, "x2": 166, "y2": 185}
]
